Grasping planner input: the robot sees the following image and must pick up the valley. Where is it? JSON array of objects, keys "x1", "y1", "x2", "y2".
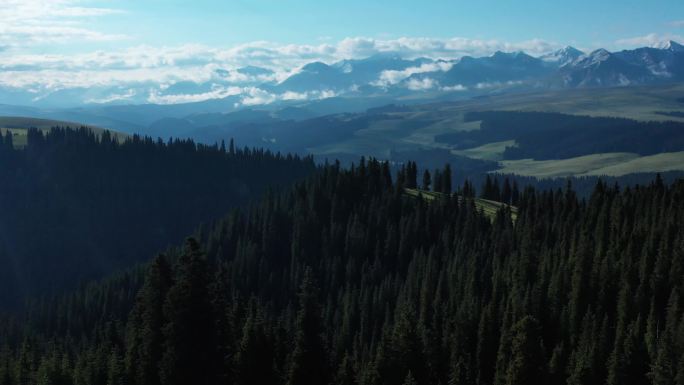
[{"x1": 3, "y1": 83, "x2": 684, "y2": 178}]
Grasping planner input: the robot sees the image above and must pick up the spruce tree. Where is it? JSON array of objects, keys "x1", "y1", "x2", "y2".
[
  {"x1": 159, "y1": 239, "x2": 218, "y2": 385},
  {"x1": 128, "y1": 254, "x2": 172, "y2": 385},
  {"x1": 422, "y1": 170, "x2": 432, "y2": 191},
  {"x1": 234, "y1": 307, "x2": 277, "y2": 385},
  {"x1": 442, "y1": 164, "x2": 452, "y2": 194},
  {"x1": 287, "y1": 268, "x2": 329, "y2": 385},
  {"x1": 504, "y1": 316, "x2": 543, "y2": 385}
]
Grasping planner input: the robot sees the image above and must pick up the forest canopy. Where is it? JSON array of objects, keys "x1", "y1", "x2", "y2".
[
  {"x1": 0, "y1": 156, "x2": 682, "y2": 385},
  {"x1": 0, "y1": 127, "x2": 316, "y2": 309}
]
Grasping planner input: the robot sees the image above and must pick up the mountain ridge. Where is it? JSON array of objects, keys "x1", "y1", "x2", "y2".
[{"x1": 3, "y1": 41, "x2": 684, "y2": 109}]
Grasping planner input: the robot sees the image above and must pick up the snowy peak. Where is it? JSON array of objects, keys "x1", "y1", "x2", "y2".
[
  {"x1": 301, "y1": 62, "x2": 332, "y2": 74},
  {"x1": 659, "y1": 40, "x2": 684, "y2": 52},
  {"x1": 491, "y1": 50, "x2": 531, "y2": 60},
  {"x1": 541, "y1": 46, "x2": 585, "y2": 66},
  {"x1": 576, "y1": 49, "x2": 612, "y2": 66}
]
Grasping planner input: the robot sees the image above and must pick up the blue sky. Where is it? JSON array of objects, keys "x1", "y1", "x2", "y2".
[
  {"x1": 0, "y1": 0, "x2": 682, "y2": 104},
  {"x1": 4, "y1": 0, "x2": 683, "y2": 54},
  {"x1": 105, "y1": 0, "x2": 681, "y2": 49}
]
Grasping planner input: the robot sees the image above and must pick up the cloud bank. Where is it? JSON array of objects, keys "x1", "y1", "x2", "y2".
[
  {"x1": 374, "y1": 61, "x2": 453, "y2": 87},
  {"x1": 3, "y1": 31, "x2": 681, "y2": 106},
  {"x1": 0, "y1": 37, "x2": 560, "y2": 96},
  {"x1": 0, "y1": 1, "x2": 682, "y2": 106},
  {"x1": 0, "y1": 0, "x2": 125, "y2": 47},
  {"x1": 614, "y1": 33, "x2": 684, "y2": 48},
  {"x1": 0, "y1": 35, "x2": 569, "y2": 105}
]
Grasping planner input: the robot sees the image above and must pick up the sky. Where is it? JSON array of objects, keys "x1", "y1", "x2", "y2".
[{"x1": 0, "y1": 0, "x2": 683, "y2": 103}]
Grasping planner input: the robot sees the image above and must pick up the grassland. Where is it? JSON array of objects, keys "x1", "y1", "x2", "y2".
[
  {"x1": 0, "y1": 116, "x2": 124, "y2": 148},
  {"x1": 437, "y1": 84, "x2": 684, "y2": 123},
  {"x1": 495, "y1": 152, "x2": 684, "y2": 178},
  {"x1": 451, "y1": 140, "x2": 516, "y2": 161},
  {"x1": 309, "y1": 83, "x2": 684, "y2": 164},
  {"x1": 584, "y1": 152, "x2": 684, "y2": 176},
  {"x1": 404, "y1": 188, "x2": 518, "y2": 221}
]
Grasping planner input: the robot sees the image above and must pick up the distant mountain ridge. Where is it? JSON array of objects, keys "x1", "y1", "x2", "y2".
[
  {"x1": 1, "y1": 41, "x2": 684, "y2": 111},
  {"x1": 259, "y1": 41, "x2": 681, "y2": 98},
  {"x1": 269, "y1": 41, "x2": 684, "y2": 94}
]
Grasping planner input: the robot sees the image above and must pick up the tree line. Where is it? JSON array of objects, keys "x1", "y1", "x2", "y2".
[
  {"x1": 435, "y1": 111, "x2": 684, "y2": 160},
  {"x1": 0, "y1": 157, "x2": 682, "y2": 385},
  {"x1": 0, "y1": 127, "x2": 316, "y2": 309}
]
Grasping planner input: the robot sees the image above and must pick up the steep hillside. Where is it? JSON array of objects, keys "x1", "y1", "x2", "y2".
[
  {"x1": 0, "y1": 127, "x2": 316, "y2": 309},
  {"x1": 1, "y1": 161, "x2": 682, "y2": 385}
]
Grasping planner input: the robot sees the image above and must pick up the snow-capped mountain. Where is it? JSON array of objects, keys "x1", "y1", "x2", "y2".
[
  {"x1": 555, "y1": 42, "x2": 684, "y2": 87},
  {"x1": 540, "y1": 46, "x2": 585, "y2": 66},
  {"x1": 273, "y1": 55, "x2": 428, "y2": 93},
  {"x1": 1, "y1": 41, "x2": 684, "y2": 109},
  {"x1": 654, "y1": 40, "x2": 684, "y2": 52},
  {"x1": 613, "y1": 41, "x2": 684, "y2": 79},
  {"x1": 556, "y1": 48, "x2": 651, "y2": 87}
]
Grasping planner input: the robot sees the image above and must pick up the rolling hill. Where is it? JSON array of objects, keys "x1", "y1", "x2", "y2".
[
  {"x1": 90, "y1": 83, "x2": 684, "y2": 179},
  {"x1": 0, "y1": 116, "x2": 125, "y2": 147}
]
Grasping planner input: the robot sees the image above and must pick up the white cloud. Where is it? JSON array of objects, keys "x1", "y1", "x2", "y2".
[
  {"x1": 147, "y1": 86, "x2": 338, "y2": 107},
  {"x1": 334, "y1": 36, "x2": 557, "y2": 60},
  {"x1": 0, "y1": 0, "x2": 125, "y2": 47},
  {"x1": 374, "y1": 61, "x2": 453, "y2": 87},
  {"x1": 85, "y1": 89, "x2": 137, "y2": 104},
  {"x1": 441, "y1": 84, "x2": 467, "y2": 92},
  {"x1": 0, "y1": 37, "x2": 561, "y2": 74},
  {"x1": 239, "y1": 88, "x2": 337, "y2": 107},
  {"x1": 239, "y1": 88, "x2": 279, "y2": 106},
  {"x1": 668, "y1": 20, "x2": 684, "y2": 28},
  {"x1": 148, "y1": 86, "x2": 245, "y2": 105},
  {"x1": 281, "y1": 91, "x2": 309, "y2": 101},
  {"x1": 615, "y1": 33, "x2": 684, "y2": 48},
  {"x1": 475, "y1": 80, "x2": 523, "y2": 89},
  {"x1": 0, "y1": 35, "x2": 563, "y2": 104},
  {"x1": 406, "y1": 78, "x2": 437, "y2": 91}
]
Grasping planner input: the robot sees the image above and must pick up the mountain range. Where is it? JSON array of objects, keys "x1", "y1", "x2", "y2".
[{"x1": 2, "y1": 41, "x2": 684, "y2": 111}]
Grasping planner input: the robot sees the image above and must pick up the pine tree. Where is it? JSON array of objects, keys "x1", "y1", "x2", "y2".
[
  {"x1": 448, "y1": 354, "x2": 471, "y2": 385},
  {"x1": 502, "y1": 178, "x2": 512, "y2": 204},
  {"x1": 648, "y1": 292, "x2": 680, "y2": 385},
  {"x1": 422, "y1": 170, "x2": 432, "y2": 191},
  {"x1": 406, "y1": 162, "x2": 418, "y2": 189},
  {"x1": 334, "y1": 353, "x2": 356, "y2": 385},
  {"x1": 15, "y1": 339, "x2": 35, "y2": 385},
  {"x1": 403, "y1": 371, "x2": 418, "y2": 385},
  {"x1": 383, "y1": 301, "x2": 428, "y2": 385},
  {"x1": 3, "y1": 130, "x2": 13, "y2": 150},
  {"x1": 434, "y1": 170, "x2": 443, "y2": 193},
  {"x1": 128, "y1": 254, "x2": 172, "y2": 385},
  {"x1": 442, "y1": 164, "x2": 452, "y2": 194},
  {"x1": 504, "y1": 316, "x2": 543, "y2": 385},
  {"x1": 107, "y1": 350, "x2": 125, "y2": 385},
  {"x1": 159, "y1": 239, "x2": 218, "y2": 385},
  {"x1": 234, "y1": 307, "x2": 277, "y2": 385},
  {"x1": 287, "y1": 268, "x2": 329, "y2": 385}
]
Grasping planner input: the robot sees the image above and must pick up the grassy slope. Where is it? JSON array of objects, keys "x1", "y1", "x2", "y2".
[
  {"x1": 496, "y1": 152, "x2": 684, "y2": 178},
  {"x1": 309, "y1": 84, "x2": 684, "y2": 176},
  {"x1": 404, "y1": 188, "x2": 518, "y2": 221},
  {"x1": 0, "y1": 116, "x2": 125, "y2": 147}
]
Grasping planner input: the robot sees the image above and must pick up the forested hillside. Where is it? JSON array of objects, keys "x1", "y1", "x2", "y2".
[
  {"x1": 436, "y1": 111, "x2": 684, "y2": 160},
  {"x1": 0, "y1": 127, "x2": 316, "y2": 309},
  {"x1": 1, "y1": 159, "x2": 682, "y2": 385}
]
